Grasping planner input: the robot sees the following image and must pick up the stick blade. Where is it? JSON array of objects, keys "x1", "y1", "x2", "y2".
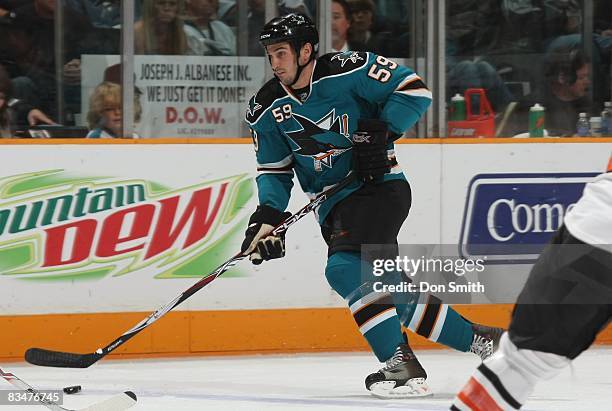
[
  {"x1": 78, "y1": 391, "x2": 137, "y2": 411},
  {"x1": 25, "y1": 348, "x2": 99, "y2": 368}
]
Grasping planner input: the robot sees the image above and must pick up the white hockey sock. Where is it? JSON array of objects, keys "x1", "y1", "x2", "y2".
[{"x1": 452, "y1": 332, "x2": 570, "y2": 410}]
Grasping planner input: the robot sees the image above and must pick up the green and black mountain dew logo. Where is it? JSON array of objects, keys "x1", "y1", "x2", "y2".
[{"x1": 0, "y1": 170, "x2": 254, "y2": 280}]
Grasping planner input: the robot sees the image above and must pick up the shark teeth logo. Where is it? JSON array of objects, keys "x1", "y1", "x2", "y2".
[
  {"x1": 331, "y1": 51, "x2": 364, "y2": 67},
  {"x1": 286, "y1": 109, "x2": 351, "y2": 172}
]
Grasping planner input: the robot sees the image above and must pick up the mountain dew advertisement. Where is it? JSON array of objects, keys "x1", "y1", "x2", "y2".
[
  {"x1": 0, "y1": 145, "x2": 335, "y2": 315},
  {"x1": 0, "y1": 169, "x2": 253, "y2": 280}
]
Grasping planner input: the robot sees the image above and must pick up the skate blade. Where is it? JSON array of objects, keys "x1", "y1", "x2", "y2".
[{"x1": 368, "y1": 378, "x2": 433, "y2": 399}]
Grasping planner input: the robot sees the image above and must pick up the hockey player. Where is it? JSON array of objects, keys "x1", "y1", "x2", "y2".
[
  {"x1": 452, "y1": 155, "x2": 612, "y2": 410},
  {"x1": 242, "y1": 13, "x2": 503, "y2": 399}
]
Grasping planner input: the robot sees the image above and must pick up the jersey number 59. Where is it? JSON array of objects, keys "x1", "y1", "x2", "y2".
[
  {"x1": 367, "y1": 56, "x2": 398, "y2": 83},
  {"x1": 272, "y1": 104, "x2": 292, "y2": 123}
]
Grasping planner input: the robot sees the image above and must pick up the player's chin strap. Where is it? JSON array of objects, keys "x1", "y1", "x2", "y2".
[
  {"x1": 289, "y1": 42, "x2": 315, "y2": 87},
  {"x1": 289, "y1": 60, "x2": 307, "y2": 87}
]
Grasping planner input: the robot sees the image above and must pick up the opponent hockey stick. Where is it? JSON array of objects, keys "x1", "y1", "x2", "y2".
[
  {"x1": 26, "y1": 173, "x2": 357, "y2": 368},
  {"x1": 0, "y1": 366, "x2": 137, "y2": 411}
]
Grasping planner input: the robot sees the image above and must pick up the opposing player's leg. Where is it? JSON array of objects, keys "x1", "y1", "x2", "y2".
[
  {"x1": 452, "y1": 225, "x2": 612, "y2": 410},
  {"x1": 452, "y1": 332, "x2": 569, "y2": 411}
]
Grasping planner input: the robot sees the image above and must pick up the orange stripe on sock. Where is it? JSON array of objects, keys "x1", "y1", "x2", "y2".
[
  {"x1": 457, "y1": 377, "x2": 504, "y2": 411},
  {"x1": 360, "y1": 306, "x2": 396, "y2": 328},
  {"x1": 607, "y1": 155, "x2": 612, "y2": 172},
  {"x1": 352, "y1": 294, "x2": 391, "y2": 317}
]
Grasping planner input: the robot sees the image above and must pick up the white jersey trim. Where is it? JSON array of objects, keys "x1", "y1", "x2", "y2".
[
  {"x1": 256, "y1": 154, "x2": 293, "y2": 169},
  {"x1": 564, "y1": 172, "x2": 612, "y2": 249}
]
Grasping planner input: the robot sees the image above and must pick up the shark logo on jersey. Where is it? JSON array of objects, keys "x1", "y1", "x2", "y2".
[
  {"x1": 331, "y1": 51, "x2": 365, "y2": 67},
  {"x1": 286, "y1": 109, "x2": 351, "y2": 171},
  {"x1": 246, "y1": 98, "x2": 263, "y2": 118}
]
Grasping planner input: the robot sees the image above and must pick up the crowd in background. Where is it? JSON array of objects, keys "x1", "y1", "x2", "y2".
[
  {"x1": 448, "y1": 0, "x2": 612, "y2": 136},
  {"x1": 0, "y1": 0, "x2": 610, "y2": 138}
]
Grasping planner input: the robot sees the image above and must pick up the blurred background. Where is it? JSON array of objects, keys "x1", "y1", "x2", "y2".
[{"x1": 1, "y1": 0, "x2": 610, "y2": 139}]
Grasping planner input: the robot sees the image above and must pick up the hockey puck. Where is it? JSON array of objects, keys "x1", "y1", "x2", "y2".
[{"x1": 63, "y1": 385, "x2": 81, "y2": 395}]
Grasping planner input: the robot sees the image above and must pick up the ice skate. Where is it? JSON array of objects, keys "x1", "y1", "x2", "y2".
[
  {"x1": 365, "y1": 343, "x2": 433, "y2": 399},
  {"x1": 469, "y1": 323, "x2": 504, "y2": 361}
]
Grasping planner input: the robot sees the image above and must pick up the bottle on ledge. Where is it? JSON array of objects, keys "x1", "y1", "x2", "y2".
[
  {"x1": 576, "y1": 112, "x2": 590, "y2": 137},
  {"x1": 601, "y1": 102, "x2": 611, "y2": 135},
  {"x1": 528, "y1": 103, "x2": 545, "y2": 137}
]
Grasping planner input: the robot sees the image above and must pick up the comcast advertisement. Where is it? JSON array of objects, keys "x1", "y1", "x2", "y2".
[{"x1": 0, "y1": 169, "x2": 253, "y2": 280}]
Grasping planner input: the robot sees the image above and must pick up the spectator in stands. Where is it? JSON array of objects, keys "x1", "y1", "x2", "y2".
[
  {"x1": 64, "y1": 0, "x2": 123, "y2": 28},
  {"x1": 0, "y1": 0, "x2": 61, "y2": 117},
  {"x1": 135, "y1": 0, "x2": 192, "y2": 55},
  {"x1": 346, "y1": 0, "x2": 399, "y2": 56},
  {"x1": 542, "y1": 1, "x2": 612, "y2": 111},
  {"x1": 61, "y1": 1, "x2": 121, "y2": 54},
  {"x1": 0, "y1": 63, "x2": 54, "y2": 138},
  {"x1": 220, "y1": 0, "x2": 313, "y2": 56},
  {"x1": 446, "y1": 0, "x2": 501, "y2": 59},
  {"x1": 244, "y1": 0, "x2": 266, "y2": 56},
  {"x1": 0, "y1": 1, "x2": 15, "y2": 25},
  {"x1": 218, "y1": 0, "x2": 266, "y2": 56},
  {"x1": 331, "y1": 0, "x2": 363, "y2": 52},
  {"x1": 447, "y1": 59, "x2": 514, "y2": 114},
  {"x1": 540, "y1": 46, "x2": 591, "y2": 136},
  {"x1": 346, "y1": 0, "x2": 375, "y2": 47},
  {"x1": 184, "y1": 0, "x2": 236, "y2": 55},
  {"x1": 539, "y1": 0, "x2": 582, "y2": 49},
  {"x1": 278, "y1": 0, "x2": 312, "y2": 18},
  {"x1": 0, "y1": 63, "x2": 11, "y2": 138},
  {"x1": 86, "y1": 81, "x2": 141, "y2": 139},
  {"x1": 0, "y1": 0, "x2": 112, "y2": 122},
  {"x1": 102, "y1": 62, "x2": 144, "y2": 118},
  {"x1": 63, "y1": 2, "x2": 124, "y2": 123}
]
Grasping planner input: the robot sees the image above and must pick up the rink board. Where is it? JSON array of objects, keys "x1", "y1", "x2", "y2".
[{"x1": 0, "y1": 138, "x2": 611, "y2": 360}]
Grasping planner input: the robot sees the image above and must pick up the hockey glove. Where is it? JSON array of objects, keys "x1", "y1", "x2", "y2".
[
  {"x1": 352, "y1": 119, "x2": 391, "y2": 182},
  {"x1": 241, "y1": 205, "x2": 292, "y2": 265}
]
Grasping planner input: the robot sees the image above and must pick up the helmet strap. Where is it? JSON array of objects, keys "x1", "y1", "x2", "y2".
[{"x1": 289, "y1": 42, "x2": 313, "y2": 87}]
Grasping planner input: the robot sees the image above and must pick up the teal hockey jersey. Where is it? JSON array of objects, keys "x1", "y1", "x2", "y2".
[{"x1": 244, "y1": 51, "x2": 432, "y2": 224}]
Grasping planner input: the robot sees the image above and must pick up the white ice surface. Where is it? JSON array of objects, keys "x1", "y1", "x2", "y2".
[{"x1": 2, "y1": 347, "x2": 612, "y2": 410}]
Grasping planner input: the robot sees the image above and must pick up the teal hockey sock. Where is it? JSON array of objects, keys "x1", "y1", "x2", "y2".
[
  {"x1": 325, "y1": 251, "x2": 404, "y2": 361},
  {"x1": 402, "y1": 294, "x2": 473, "y2": 352}
]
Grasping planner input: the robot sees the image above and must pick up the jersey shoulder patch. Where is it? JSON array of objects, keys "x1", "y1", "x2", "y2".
[
  {"x1": 314, "y1": 51, "x2": 369, "y2": 80},
  {"x1": 245, "y1": 78, "x2": 286, "y2": 125}
]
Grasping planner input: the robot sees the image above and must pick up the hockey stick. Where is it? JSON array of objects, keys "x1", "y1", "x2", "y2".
[
  {"x1": 26, "y1": 173, "x2": 357, "y2": 368},
  {"x1": 0, "y1": 366, "x2": 137, "y2": 411}
]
